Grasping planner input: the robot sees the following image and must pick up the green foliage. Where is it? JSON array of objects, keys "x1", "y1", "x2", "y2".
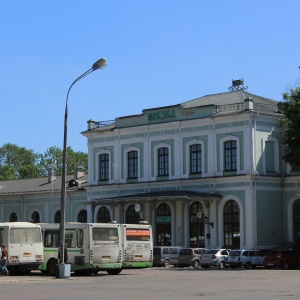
[
  {"x1": 0, "y1": 143, "x2": 88, "y2": 180},
  {"x1": 278, "y1": 86, "x2": 300, "y2": 171}
]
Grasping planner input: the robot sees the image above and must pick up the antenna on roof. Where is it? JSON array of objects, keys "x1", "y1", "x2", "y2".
[{"x1": 228, "y1": 78, "x2": 248, "y2": 91}]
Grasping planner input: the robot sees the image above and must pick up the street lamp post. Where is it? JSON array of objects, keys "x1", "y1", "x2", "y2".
[{"x1": 58, "y1": 58, "x2": 107, "y2": 278}]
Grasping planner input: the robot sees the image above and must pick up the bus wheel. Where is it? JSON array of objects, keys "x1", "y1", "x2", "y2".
[
  {"x1": 107, "y1": 268, "x2": 122, "y2": 275},
  {"x1": 47, "y1": 258, "x2": 57, "y2": 275}
]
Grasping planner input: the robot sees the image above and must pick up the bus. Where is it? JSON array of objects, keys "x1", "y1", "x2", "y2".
[
  {"x1": 39, "y1": 222, "x2": 123, "y2": 275},
  {"x1": 120, "y1": 222, "x2": 153, "y2": 268},
  {"x1": 0, "y1": 222, "x2": 44, "y2": 275}
]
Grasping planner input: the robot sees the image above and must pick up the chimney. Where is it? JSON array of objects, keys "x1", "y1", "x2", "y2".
[
  {"x1": 244, "y1": 97, "x2": 253, "y2": 111},
  {"x1": 87, "y1": 119, "x2": 95, "y2": 130},
  {"x1": 74, "y1": 166, "x2": 85, "y2": 179},
  {"x1": 48, "y1": 171, "x2": 56, "y2": 183}
]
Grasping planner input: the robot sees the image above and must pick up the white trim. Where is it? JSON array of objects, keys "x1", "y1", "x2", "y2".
[
  {"x1": 123, "y1": 146, "x2": 141, "y2": 182},
  {"x1": 96, "y1": 149, "x2": 112, "y2": 183},
  {"x1": 184, "y1": 139, "x2": 205, "y2": 177},
  {"x1": 261, "y1": 136, "x2": 279, "y2": 175},
  {"x1": 219, "y1": 135, "x2": 240, "y2": 175},
  {"x1": 218, "y1": 195, "x2": 244, "y2": 248},
  {"x1": 153, "y1": 143, "x2": 172, "y2": 179}
]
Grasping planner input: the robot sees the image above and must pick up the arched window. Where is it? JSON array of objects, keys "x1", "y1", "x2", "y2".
[
  {"x1": 223, "y1": 200, "x2": 240, "y2": 249},
  {"x1": 189, "y1": 202, "x2": 205, "y2": 248},
  {"x1": 55, "y1": 211, "x2": 60, "y2": 223},
  {"x1": 156, "y1": 203, "x2": 171, "y2": 246},
  {"x1": 78, "y1": 210, "x2": 87, "y2": 223},
  {"x1": 293, "y1": 199, "x2": 300, "y2": 241},
  {"x1": 31, "y1": 211, "x2": 40, "y2": 223},
  {"x1": 97, "y1": 206, "x2": 111, "y2": 223},
  {"x1": 9, "y1": 212, "x2": 18, "y2": 222},
  {"x1": 126, "y1": 205, "x2": 140, "y2": 224}
]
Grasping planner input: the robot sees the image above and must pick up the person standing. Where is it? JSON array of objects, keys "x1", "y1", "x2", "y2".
[{"x1": 1, "y1": 244, "x2": 8, "y2": 276}]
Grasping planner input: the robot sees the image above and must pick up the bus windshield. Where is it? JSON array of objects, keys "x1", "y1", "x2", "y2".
[
  {"x1": 126, "y1": 229, "x2": 150, "y2": 241},
  {"x1": 10, "y1": 228, "x2": 41, "y2": 243},
  {"x1": 92, "y1": 228, "x2": 119, "y2": 242}
]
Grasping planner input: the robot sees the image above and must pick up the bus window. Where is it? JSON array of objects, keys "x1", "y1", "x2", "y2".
[
  {"x1": 26, "y1": 228, "x2": 42, "y2": 243},
  {"x1": 92, "y1": 228, "x2": 119, "y2": 242},
  {"x1": 126, "y1": 229, "x2": 150, "y2": 241},
  {"x1": 44, "y1": 230, "x2": 59, "y2": 247},
  {"x1": 65, "y1": 230, "x2": 77, "y2": 248},
  {"x1": 77, "y1": 229, "x2": 83, "y2": 248},
  {"x1": 10, "y1": 228, "x2": 42, "y2": 243}
]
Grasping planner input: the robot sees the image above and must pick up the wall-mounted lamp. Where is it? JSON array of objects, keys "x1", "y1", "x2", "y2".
[{"x1": 196, "y1": 212, "x2": 214, "y2": 228}]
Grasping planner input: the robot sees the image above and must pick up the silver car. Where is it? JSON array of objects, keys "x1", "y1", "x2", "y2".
[
  {"x1": 227, "y1": 249, "x2": 264, "y2": 269},
  {"x1": 200, "y1": 249, "x2": 230, "y2": 268}
]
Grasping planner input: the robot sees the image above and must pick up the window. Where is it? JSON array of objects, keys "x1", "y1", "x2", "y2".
[
  {"x1": 92, "y1": 227, "x2": 119, "y2": 241},
  {"x1": 10, "y1": 228, "x2": 42, "y2": 243},
  {"x1": 189, "y1": 202, "x2": 205, "y2": 248},
  {"x1": 97, "y1": 206, "x2": 111, "y2": 223},
  {"x1": 44, "y1": 230, "x2": 59, "y2": 247},
  {"x1": 223, "y1": 200, "x2": 240, "y2": 249},
  {"x1": 126, "y1": 205, "x2": 140, "y2": 224},
  {"x1": 54, "y1": 211, "x2": 60, "y2": 223},
  {"x1": 77, "y1": 210, "x2": 87, "y2": 223},
  {"x1": 156, "y1": 203, "x2": 171, "y2": 246},
  {"x1": 190, "y1": 144, "x2": 202, "y2": 174},
  {"x1": 158, "y1": 147, "x2": 169, "y2": 176},
  {"x1": 9, "y1": 212, "x2": 18, "y2": 222},
  {"x1": 224, "y1": 140, "x2": 237, "y2": 171},
  {"x1": 99, "y1": 153, "x2": 109, "y2": 181},
  {"x1": 128, "y1": 150, "x2": 138, "y2": 179},
  {"x1": 31, "y1": 211, "x2": 40, "y2": 223},
  {"x1": 293, "y1": 199, "x2": 300, "y2": 241}
]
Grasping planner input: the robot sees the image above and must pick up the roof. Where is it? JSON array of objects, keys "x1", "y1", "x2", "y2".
[
  {"x1": 0, "y1": 174, "x2": 88, "y2": 196},
  {"x1": 180, "y1": 90, "x2": 278, "y2": 108},
  {"x1": 86, "y1": 190, "x2": 221, "y2": 207}
]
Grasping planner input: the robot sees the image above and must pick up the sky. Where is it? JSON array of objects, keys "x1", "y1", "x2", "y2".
[{"x1": 1, "y1": 1, "x2": 299, "y2": 155}]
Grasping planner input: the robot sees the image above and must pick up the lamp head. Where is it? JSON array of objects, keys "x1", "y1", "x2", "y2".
[{"x1": 92, "y1": 58, "x2": 107, "y2": 71}]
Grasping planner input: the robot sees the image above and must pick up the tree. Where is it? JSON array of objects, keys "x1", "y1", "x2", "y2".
[
  {"x1": 0, "y1": 143, "x2": 88, "y2": 180},
  {"x1": 0, "y1": 143, "x2": 40, "y2": 179},
  {"x1": 278, "y1": 85, "x2": 300, "y2": 171},
  {"x1": 37, "y1": 146, "x2": 88, "y2": 177}
]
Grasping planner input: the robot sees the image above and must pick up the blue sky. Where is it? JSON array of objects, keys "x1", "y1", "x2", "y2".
[{"x1": 1, "y1": 1, "x2": 299, "y2": 155}]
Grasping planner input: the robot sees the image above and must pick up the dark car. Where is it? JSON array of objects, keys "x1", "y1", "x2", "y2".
[
  {"x1": 263, "y1": 250, "x2": 300, "y2": 270},
  {"x1": 178, "y1": 248, "x2": 208, "y2": 268}
]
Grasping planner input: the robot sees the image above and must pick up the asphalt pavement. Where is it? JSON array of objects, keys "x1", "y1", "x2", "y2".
[{"x1": 0, "y1": 267, "x2": 299, "y2": 300}]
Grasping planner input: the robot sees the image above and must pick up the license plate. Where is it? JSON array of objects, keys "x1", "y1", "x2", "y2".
[
  {"x1": 135, "y1": 255, "x2": 142, "y2": 259},
  {"x1": 267, "y1": 263, "x2": 274, "y2": 266},
  {"x1": 102, "y1": 256, "x2": 110, "y2": 260},
  {"x1": 23, "y1": 253, "x2": 32, "y2": 257}
]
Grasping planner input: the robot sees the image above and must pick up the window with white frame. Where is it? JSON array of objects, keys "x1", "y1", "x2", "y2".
[
  {"x1": 224, "y1": 140, "x2": 237, "y2": 171},
  {"x1": 99, "y1": 153, "x2": 109, "y2": 181},
  {"x1": 158, "y1": 147, "x2": 169, "y2": 176},
  {"x1": 190, "y1": 144, "x2": 202, "y2": 174},
  {"x1": 128, "y1": 150, "x2": 138, "y2": 179}
]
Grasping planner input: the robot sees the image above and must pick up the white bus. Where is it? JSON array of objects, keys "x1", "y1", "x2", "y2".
[
  {"x1": 0, "y1": 222, "x2": 44, "y2": 275},
  {"x1": 39, "y1": 222, "x2": 123, "y2": 275},
  {"x1": 121, "y1": 222, "x2": 153, "y2": 269}
]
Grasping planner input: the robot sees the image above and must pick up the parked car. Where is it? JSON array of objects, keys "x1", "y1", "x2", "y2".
[
  {"x1": 153, "y1": 246, "x2": 181, "y2": 267},
  {"x1": 200, "y1": 249, "x2": 230, "y2": 268},
  {"x1": 263, "y1": 250, "x2": 300, "y2": 270},
  {"x1": 227, "y1": 249, "x2": 264, "y2": 269},
  {"x1": 178, "y1": 248, "x2": 208, "y2": 268}
]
